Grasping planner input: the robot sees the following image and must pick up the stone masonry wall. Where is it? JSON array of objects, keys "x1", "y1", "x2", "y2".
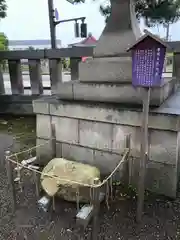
[{"x1": 34, "y1": 99, "x2": 180, "y2": 198}]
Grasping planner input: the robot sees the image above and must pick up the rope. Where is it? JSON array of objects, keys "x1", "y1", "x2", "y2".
[
  {"x1": 7, "y1": 148, "x2": 129, "y2": 189},
  {"x1": 8, "y1": 139, "x2": 53, "y2": 158}
]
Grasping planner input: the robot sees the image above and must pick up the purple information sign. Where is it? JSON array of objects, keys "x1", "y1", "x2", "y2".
[{"x1": 132, "y1": 47, "x2": 166, "y2": 87}]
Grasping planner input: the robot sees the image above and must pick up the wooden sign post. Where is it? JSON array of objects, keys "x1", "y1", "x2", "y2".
[
  {"x1": 127, "y1": 30, "x2": 169, "y2": 222},
  {"x1": 137, "y1": 87, "x2": 150, "y2": 222}
]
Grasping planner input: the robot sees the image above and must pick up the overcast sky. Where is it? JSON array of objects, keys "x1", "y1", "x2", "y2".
[{"x1": 1, "y1": 0, "x2": 180, "y2": 46}]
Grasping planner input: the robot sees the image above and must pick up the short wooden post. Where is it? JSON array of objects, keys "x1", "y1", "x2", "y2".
[
  {"x1": 28, "y1": 59, "x2": 43, "y2": 95},
  {"x1": 52, "y1": 196, "x2": 55, "y2": 211},
  {"x1": 49, "y1": 59, "x2": 62, "y2": 94},
  {"x1": 5, "y1": 150, "x2": 16, "y2": 213},
  {"x1": 136, "y1": 88, "x2": 150, "y2": 223},
  {"x1": 33, "y1": 171, "x2": 40, "y2": 199},
  {"x1": 8, "y1": 60, "x2": 24, "y2": 94},
  {"x1": 70, "y1": 57, "x2": 81, "y2": 81},
  {"x1": 125, "y1": 134, "x2": 133, "y2": 184},
  {"x1": 51, "y1": 122, "x2": 56, "y2": 159},
  {"x1": 91, "y1": 178, "x2": 100, "y2": 240}
]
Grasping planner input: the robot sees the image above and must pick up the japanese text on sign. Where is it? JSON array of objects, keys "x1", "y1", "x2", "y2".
[{"x1": 132, "y1": 47, "x2": 165, "y2": 87}]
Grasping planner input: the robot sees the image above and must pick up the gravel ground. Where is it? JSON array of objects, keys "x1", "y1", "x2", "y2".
[{"x1": 0, "y1": 117, "x2": 180, "y2": 239}]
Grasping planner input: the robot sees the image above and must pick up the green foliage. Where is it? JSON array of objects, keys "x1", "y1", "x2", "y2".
[
  {"x1": 73, "y1": 0, "x2": 180, "y2": 27},
  {"x1": 0, "y1": 32, "x2": 8, "y2": 71},
  {"x1": 62, "y1": 58, "x2": 70, "y2": 70},
  {"x1": 135, "y1": 0, "x2": 180, "y2": 27},
  {"x1": 28, "y1": 46, "x2": 35, "y2": 50},
  {"x1": 0, "y1": 0, "x2": 7, "y2": 19},
  {"x1": 0, "y1": 32, "x2": 8, "y2": 50}
]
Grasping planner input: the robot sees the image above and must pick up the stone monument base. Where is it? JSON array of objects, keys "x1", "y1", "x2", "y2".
[
  {"x1": 56, "y1": 77, "x2": 177, "y2": 107},
  {"x1": 33, "y1": 93, "x2": 180, "y2": 198}
]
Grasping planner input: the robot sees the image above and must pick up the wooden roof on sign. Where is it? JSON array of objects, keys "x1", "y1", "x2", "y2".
[{"x1": 127, "y1": 30, "x2": 171, "y2": 52}]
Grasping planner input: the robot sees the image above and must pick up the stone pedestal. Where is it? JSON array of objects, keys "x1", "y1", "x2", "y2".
[{"x1": 33, "y1": 93, "x2": 180, "y2": 198}]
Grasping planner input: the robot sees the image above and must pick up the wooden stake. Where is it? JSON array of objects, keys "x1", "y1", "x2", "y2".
[
  {"x1": 5, "y1": 150, "x2": 16, "y2": 213},
  {"x1": 125, "y1": 134, "x2": 133, "y2": 185},
  {"x1": 136, "y1": 87, "x2": 150, "y2": 222},
  {"x1": 52, "y1": 196, "x2": 55, "y2": 211},
  {"x1": 33, "y1": 171, "x2": 40, "y2": 199},
  {"x1": 91, "y1": 178, "x2": 100, "y2": 240}
]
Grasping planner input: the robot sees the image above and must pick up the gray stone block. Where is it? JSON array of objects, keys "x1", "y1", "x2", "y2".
[
  {"x1": 93, "y1": 150, "x2": 121, "y2": 175},
  {"x1": 112, "y1": 125, "x2": 141, "y2": 156},
  {"x1": 146, "y1": 161, "x2": 177, "y2": 198},
  {"x1": 52, "y1": 116, "x2": 79, "y2": 144},
  {"x1": 79, "y1": 120, "x2": 113, "y2": 151},
  {"x1": 36, "y1": 138, "x2": 53, "y2": 166},
  {"x1": 73, "y1": 82, "x2": 141, "y2": 104},
  {"x1": 79, "y1": 57, "x2": 132, "y2": 82},
  {"x1": 72, "y1": 80, "x2": 174, "y2": 106},
  {"x1": 56, "y1": 81, "x2": 73, "y2": 99},
  {"x1": 129, "y1": 157, "x2": 177, "y2": 198},
  {"x1": 49, "y1": 101, "x2": 180, "y2": 132},
  {"x1": 33, "y1": 99, "x2": 49, "y2": 114},
  {"x1": 112, "y1": 126, "x2": 178, "y2": 165},
  {"x1": 36, "y1": 114, "x2": 51, "y2": 139},
  {"x1": 60, "y1": 142, "x2": 94, "y2": 165},
  {"x1": 149, "y1": 130, "x2": 177, "y2": 165}
]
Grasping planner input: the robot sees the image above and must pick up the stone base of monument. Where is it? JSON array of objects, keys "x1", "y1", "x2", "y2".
[
  {"x1": 55, "y1": 77, "x2": 177, "y2": 107},
  {"x1": 79, "y1": 57, "x2": 133, "y2": 82},
  {"x1": 33, "y1": 92, "x2": 180, "y2": 199}
]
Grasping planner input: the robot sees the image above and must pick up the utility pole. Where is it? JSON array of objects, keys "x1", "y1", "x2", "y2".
[
  {"x1": 48, "y1": 0, "x2": 56, "y2": 49},
  {"x1": 165, "y1": 23, "x2": 170, "y2": 41},
  {"x1": 163, "y1": 22, "x2": 170, "y2": 72},
  {"x1": 47, "y1": 0, "x2": 87, "y2": 49}
]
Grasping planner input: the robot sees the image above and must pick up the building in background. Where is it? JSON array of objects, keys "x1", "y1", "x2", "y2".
[
  {"x1": 69, "y1": 32, "x2": 97, "y2": 62},
  {"x1": 8, "y1": 39, "x2": 62, "y2": 50},
  {"x1": 69, "y1": 32, "x2": 97, "y2": 48}
]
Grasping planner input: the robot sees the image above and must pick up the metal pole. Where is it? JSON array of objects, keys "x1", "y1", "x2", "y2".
[
  {"x1": 48, "y1": 0, "x2": 56, "y2": 49},
  {"x1": 165, "y1": 23, "x2": 170, "y2": 41},
  {"x1": 163, "y1": 23, "x2": 170, "y2": 72}
]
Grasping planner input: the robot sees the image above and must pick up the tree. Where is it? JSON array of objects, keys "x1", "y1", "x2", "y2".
[
  {"x1": 0, "y1": 0, "x2": 8, "y2": 71},
  {"x1": 0, "y1": 32, "x2": 8, "y2": 50},
  {"x1": 0, "y1": 32, "x2": 8, "y2": 71},
  {"x1": 28, "y1": 46, "x2": 35, "y2": 50},
  {"x1": 0, "y1": 0, "x2": 7, "y2": 19},
  {"x1": 73, "y1": 0, "x2": 180, "y2": 27}
]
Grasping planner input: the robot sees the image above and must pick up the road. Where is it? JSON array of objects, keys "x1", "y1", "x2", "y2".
[{"x1": 2, "y1": 72, "x2": 173, "y2": 95}]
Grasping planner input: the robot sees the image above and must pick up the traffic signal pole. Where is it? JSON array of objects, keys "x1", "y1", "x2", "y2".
[
  {"x1": 48, "y1": 0, "x2": 87, "y2": 49},
  {"x1": 48, "y1": 0, "x2": 56, "y2": 49}
]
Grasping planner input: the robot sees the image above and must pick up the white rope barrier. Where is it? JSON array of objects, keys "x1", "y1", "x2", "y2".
[{"x1": 7, "y1": 148, "x2": 130, "y2": 189}]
